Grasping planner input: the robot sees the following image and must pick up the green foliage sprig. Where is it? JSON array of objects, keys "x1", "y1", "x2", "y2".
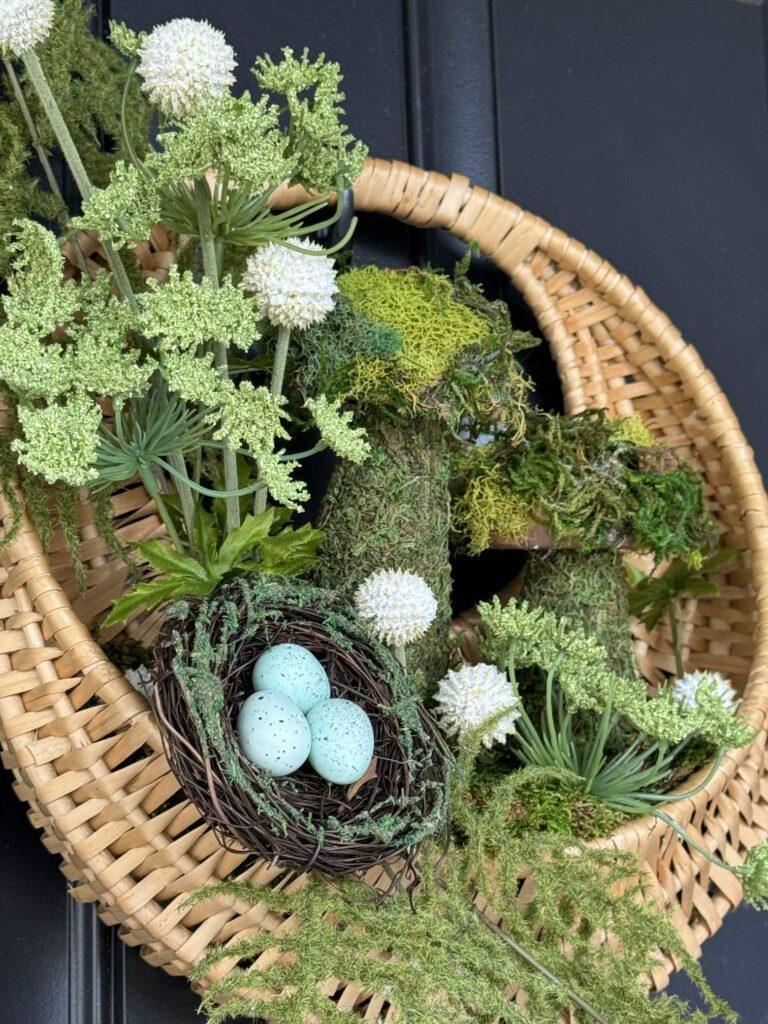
[
  {"x1": 454, "y1": 408, "x2": 718, "y2": 557},
  {"x1": 104, "y1": 507, "x2": 322, "y2": 626}
]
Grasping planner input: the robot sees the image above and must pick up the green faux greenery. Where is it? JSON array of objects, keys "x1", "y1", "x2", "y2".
[
  {"x1": 479, "y1": 598, "x2": 752, "y2": 749},
  {"x1": 103, "y1": 507, "x2": 322, "y2": 626},
  {"x1": 0, "y1": 0, "x2": 150, "y2": 274},
  {"x1": 454, "y1": 408, "x2": 718, "y2": 557},
  {"x1": 521, "y1": 549, "x2": 636, "y2": 677},
  {"x1": 189, "y1": 774, "x2": 731, "y2": 1024},
  {"x1": 627, "y1": 548, "x2": 741, "y2": 676}
]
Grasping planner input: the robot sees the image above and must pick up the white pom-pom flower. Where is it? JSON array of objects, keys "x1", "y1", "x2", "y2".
[
  {"x1": 354, "y1": 569, "x2": 437, "y2": 646},
  {"x1": 435, "y1": 663, "x2": 520, "y2": 749},
  {"x1": 137, "y1": 18, "x2": 236, "y2": 119},
  {"x1": 0, "y1": 0, "x2": 54, "y2": 56},
  {"x1": 244, "y1": 238, "x2": 337, "y2": 330},
  {"x1": 672, "y1": 670, "x2": 738, "y2": 713}
]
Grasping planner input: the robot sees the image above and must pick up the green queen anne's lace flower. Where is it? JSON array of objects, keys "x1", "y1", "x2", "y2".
[
  {"x1": 73, "y1": 161, "x2": 160, "y2": 248},
  {"x1": 139, "y1": 267, "x2": 260, "y2": 353},
  {"x1": 13, "y1": 397, "x2": 101, "y2": 486},
  {"x1": 305, "y1": 395, "x2": 369, "y2": 464}
]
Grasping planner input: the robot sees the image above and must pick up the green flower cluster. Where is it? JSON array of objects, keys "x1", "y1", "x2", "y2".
[
  {"x1": 253, "y1": 47, "x2": 367, "y2": 192},
  {"x1": 478, "y1": 597, "x2": 753, "y2": 749},
  {"x1": 304, "y1": 395, "x2": 370, "y2": 463}
]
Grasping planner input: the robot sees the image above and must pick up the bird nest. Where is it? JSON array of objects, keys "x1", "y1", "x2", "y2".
[{"x1": 152, "y1": 576, "x2": 450, "y2": 876}]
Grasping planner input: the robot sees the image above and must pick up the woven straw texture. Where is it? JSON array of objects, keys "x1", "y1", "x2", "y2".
[{"x1": 0, "y1": 157, "x2": 767, "y2": 1006}]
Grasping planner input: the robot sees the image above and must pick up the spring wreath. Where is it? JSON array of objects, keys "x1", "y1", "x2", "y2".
[{"x1": 0, "y1": 3, "x2": 767, "y2": 1024}]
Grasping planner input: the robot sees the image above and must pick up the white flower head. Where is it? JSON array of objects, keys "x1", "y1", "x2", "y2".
[
  {"x1": 244, "y1": 238, "x2": 337, "y2": 330},
  {"x1": 672, "y1": 670, "x2": 738, "y2": 713},
  {"x1": 354, "y1": 569, "x2": 437, "y2": 646},
  {"x1": 137, "y1": 18, "x2": 236, "y2": 119},
  {"x1": 435, "y1": 663, "x2": 520, "y2": 749},
  {"x1": 0, "y1": 0, "x2": 54, "y2": 56}
]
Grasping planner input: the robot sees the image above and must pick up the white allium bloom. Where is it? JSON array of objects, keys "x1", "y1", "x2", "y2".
[
  {"x1": 672, "y1": 670, "x2": 738, "y2": 713},
  {"x1": 0, "y1": 0, "x2": 54, "y2": 56},
  {"x1": 435, "y1": 663, "x2": 520, "y2": 749},
  {"x1": 354, "y1": 569, "x2": 437, "y2": 646},
  {"x1": 136, "y1": 18, "x2": 236, "y2": 119},
  {"x1": 244, "y1": 238, "x2": 337, "y2": 330}
]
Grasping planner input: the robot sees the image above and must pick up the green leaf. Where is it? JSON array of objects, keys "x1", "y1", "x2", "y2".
[
  {"x1": 103, "y1": 577, "x2": 186, "y2": 627},
  {"x1": 258, "y1": 523, "x2": 324, "y2": 575},
  {"x1": 194, "y1": 506, "x2": 221, "y2": 576},
  {"x1": 135, "y1": 540, "x2": 210, "y2": 582},
  {"x1": 217, "y1": 511, "x2": 276, "y2": 572}
]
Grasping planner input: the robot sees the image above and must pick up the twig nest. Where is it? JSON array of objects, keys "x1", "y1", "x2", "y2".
[
  {"x1": 354, "y1": 568, "x2": 438, "y2": 645},
  {"x1": 152, "y1": 576, "x2": 449, "y2": 875}
]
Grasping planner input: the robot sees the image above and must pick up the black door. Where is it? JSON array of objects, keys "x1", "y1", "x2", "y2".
[{"x1": 3, "y1": 1, "x2": 768, "y2": 1021}]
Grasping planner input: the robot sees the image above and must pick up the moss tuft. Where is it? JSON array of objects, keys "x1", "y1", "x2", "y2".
[{"x1": 521, "y1": 549, "x2": 636, "y2": 677}]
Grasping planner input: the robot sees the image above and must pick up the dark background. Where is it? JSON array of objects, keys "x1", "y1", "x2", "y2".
[{"x1": 2, "y1": 0, "x2": 768, "y2": 1021}]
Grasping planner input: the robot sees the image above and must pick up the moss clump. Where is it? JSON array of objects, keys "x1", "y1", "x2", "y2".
[
  {"x1": 521, "y1": 549, "x2": 636, "y2": 677},
  {"x1": 454, "y1": 409, "x2": 717, "y2": 560},
  {"x1": 338, "y1": 265, "x2": 490, "y2": 405},
  {"x1": 292, "y1": 293, "x2": 403, "y2": 399},
  {"x1": 314, "y1": 415, "x2": 452, "y2": 691}
]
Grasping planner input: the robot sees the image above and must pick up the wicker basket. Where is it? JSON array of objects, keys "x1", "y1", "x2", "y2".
[{"x1": 0, "y1": 157, "x2": 767, "y2": 1007}]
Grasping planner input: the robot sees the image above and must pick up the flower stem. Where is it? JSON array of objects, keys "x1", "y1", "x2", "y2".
[
  {"x1": 668, "y1": 601, "x2": 685, "y2": 677},
  {"x1": 193, "y1": 177, "x2": 240, "y2": 531},
  {"x1": 253, "y1": 324, "x2": 292, "y2": 516},
  {"x1": 653, "y1": 808, "x2": 744, "y2": 877},
  {"x1": 138, "y1": 467, "x2": 185, "y2": 553},
  {"x1": 168, "y1": 452, "x2": 197, "y2": 554},
  {"x1": 3, "y1": 58, "x2": 88, "y2": 275},
  {"x1": 392, "y1": 643, "x2": 407, "y2": 670},
  {"x1": 21, "y1": 49, "x2": 139, "y2": 311}
]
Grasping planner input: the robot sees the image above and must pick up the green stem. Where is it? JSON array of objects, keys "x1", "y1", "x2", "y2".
[
  {"x1": 139, "y1": 467, "x2": 184, "y2": 553},
  {"x1": 391, "y1": 643, "x2": 407, "y2": 671},
  {"x1": 21, "y1": 49, "x2": 139, "y2": 311},
  {"x1": 668, "y1": 600, "x2": 685, "y2": 677},
  {"x1": 475, "y1": 909, "x2": 610, "y2": 1024},
  {"x1": 3, "y1": 58, "x2": 88, "y2": 275},
  {"x1": 167, "y1": 453, "x2": 197, "y2": 553},
  {"x1": 653, "y1": 808, "x2": 744, "y2": 877},
  {"x1": 253, "y1": 323, "x2": 293, "y2": 517},
  {"x1": 193, "y1": 177, "x2": 240, "y2": 531}
]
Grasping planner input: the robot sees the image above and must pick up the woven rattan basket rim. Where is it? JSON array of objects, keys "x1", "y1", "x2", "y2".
[{"x1": 0, "y1": 157, "x2": 766, "y2": 989}]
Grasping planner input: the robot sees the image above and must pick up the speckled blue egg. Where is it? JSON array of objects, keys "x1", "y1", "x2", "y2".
[
  {"x1": 252, "y1": 643, "x2": 330, "y2": 714},
  {"x1": 306, "y1": 698, "x2": 375, "y2": 786},
  {"x1": 237, "y1": 691, "x2": 311, "y2": 776}
]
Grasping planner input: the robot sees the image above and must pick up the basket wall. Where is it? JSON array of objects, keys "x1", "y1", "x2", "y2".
[{"x1": 0, "y1": 158, "x2": 766, "y2": 1006}]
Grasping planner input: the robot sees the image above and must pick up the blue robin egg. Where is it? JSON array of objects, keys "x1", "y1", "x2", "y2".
[
  {"x1": 252, "y1": 643, "x2": 330, "y2": 714},
  {"x1": 306, "y1": 698, "x2": 375, "y2": 786},
  {"x1": 237, "y1": 691, "x2": 311, "y2": 776}
]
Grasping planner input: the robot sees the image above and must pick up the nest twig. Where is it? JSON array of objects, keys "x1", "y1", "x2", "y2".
[{"x1": 152, "y1": 579, "x2": 449, "y2": 877}]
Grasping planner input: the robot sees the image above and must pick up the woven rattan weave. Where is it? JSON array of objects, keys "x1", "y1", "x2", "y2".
[{"x1": 0, "y1": 158, "x2": 766, "y2": 1006}]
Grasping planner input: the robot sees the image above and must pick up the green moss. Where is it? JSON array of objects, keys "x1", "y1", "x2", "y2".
[
  {"x1": 313, "y1": 415, "x2": 453, "y2": 691},
  {"x1": 454, "y1": 409, "x2": 717, "y2": 560},
  {"x1": 338, "y1": 266, "x2": 489, "y2": 405},
  {"x1": 521, "y1": 550, "x2": 636, "y2": 677}
]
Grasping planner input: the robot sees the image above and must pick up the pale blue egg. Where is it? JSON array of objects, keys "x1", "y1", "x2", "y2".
[
  {"x1": 306, "y1": 698, "x2": 375, "y2": 786},
  {"x1": 237, "y1": 691, "x2": 311, "y2": 777},
  {"x1": 253, "y1": 643, "x2": 330, "y2": 714}
]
